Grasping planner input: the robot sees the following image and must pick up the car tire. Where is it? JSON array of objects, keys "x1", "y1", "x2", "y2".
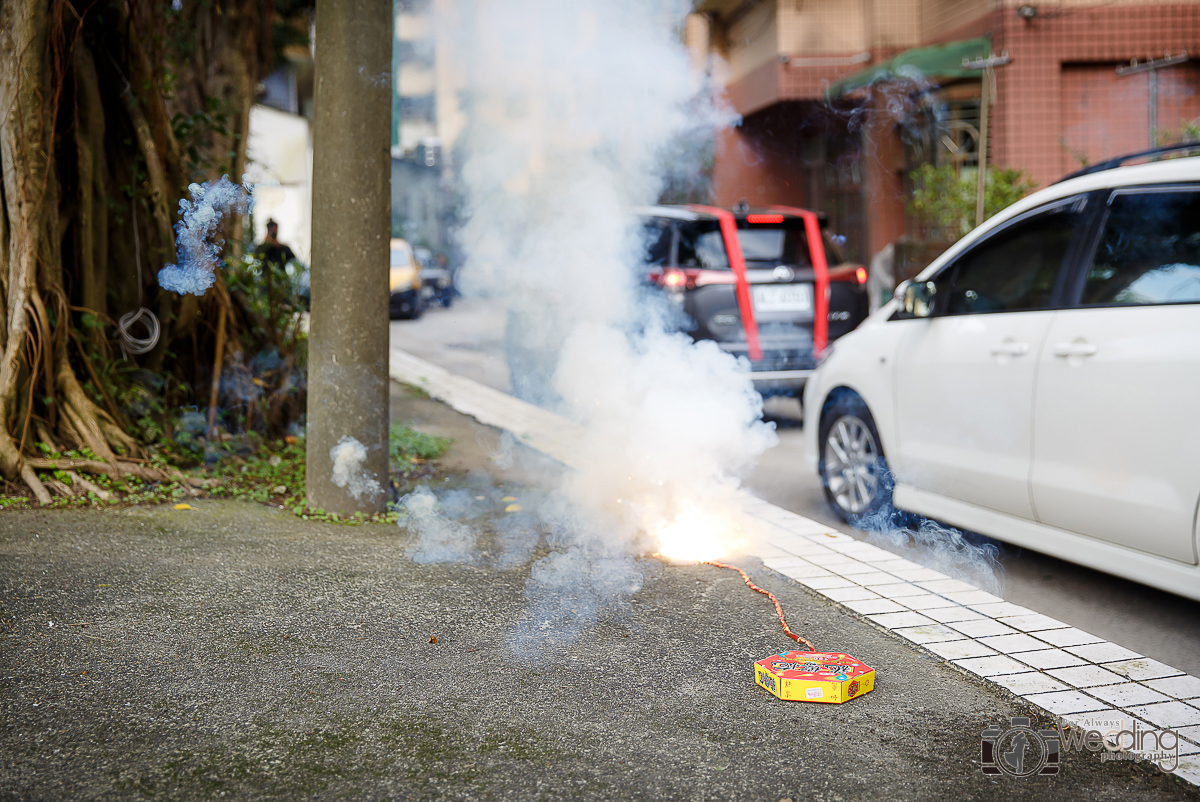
[{"x1": 818, "y1": 390, "x2": 893, "y2": 526}]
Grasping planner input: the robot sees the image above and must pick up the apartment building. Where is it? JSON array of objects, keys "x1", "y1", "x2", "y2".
[
  {"x1": 689, "y1": 0, "x2": 1200, "y2": 270},
  {"x1": 392, "y1": 0, "x2": 466, "y2": 250}
]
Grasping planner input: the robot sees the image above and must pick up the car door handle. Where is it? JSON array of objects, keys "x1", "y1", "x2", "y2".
[
  {"x1": 991, "y1": 340, "x2": 1029, "y2": 356},
  {"x1": 1052, "y1": 342, "x2": 1098, "y2": 358}
]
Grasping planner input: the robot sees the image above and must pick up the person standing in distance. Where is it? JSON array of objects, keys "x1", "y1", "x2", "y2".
[{"x1": 254, "y1": 219, "x2": 302, "y2": 325}]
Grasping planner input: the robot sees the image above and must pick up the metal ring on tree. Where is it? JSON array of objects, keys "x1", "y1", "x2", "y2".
[
  {"x1": 116, "y1": 194, "x2": 161, "y2": 360},
  {"x1": 116, "y1": 307, "x2": 160, "y2": 358}
]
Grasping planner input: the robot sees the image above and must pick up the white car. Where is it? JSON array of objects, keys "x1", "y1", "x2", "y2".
[{"x1": 802, "y1": 153, "x2": 1200, "y2": 601}]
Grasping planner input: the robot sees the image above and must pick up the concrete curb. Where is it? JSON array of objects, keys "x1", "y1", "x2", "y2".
[{"x1": 390, "y1": 348, "x2": 1200, "y2": 786}]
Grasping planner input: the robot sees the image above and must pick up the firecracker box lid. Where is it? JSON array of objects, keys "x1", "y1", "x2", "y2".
[{"x1": 754, "y1": 651, "x2": 874, "y2": 704}]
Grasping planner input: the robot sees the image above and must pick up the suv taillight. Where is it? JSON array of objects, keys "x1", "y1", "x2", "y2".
[{"x1": 662, "y1": 269, "x2": 688, "y2": 290}]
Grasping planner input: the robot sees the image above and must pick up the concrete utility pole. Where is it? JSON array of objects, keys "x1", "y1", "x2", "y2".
[{"x1": 306, "y1": 0, "x2": 392, "y2": 514}]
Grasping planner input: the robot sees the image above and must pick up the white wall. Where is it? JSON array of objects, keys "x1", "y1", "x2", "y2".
[{"x1": 245, "y1": 104, "x2": 313, "y2": 263}]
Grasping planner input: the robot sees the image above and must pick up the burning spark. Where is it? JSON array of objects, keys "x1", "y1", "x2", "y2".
[{"x1": 653, "y1": 506, "x2": 740, "y2": 563}]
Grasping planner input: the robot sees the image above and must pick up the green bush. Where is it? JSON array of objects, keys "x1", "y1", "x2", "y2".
[{"x1": 908, "y1": 163, "x2": 1036, "y2": 239}]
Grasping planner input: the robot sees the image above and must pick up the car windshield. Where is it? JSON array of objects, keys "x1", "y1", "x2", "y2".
[
  {"x1": 390, "y1": 247, "x2": 414, "y2": 268},
  {"x1": 678, "y1": 220, "x2": 814, "y2": 268}
]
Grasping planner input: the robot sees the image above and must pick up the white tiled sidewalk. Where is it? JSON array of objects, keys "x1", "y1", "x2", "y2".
[{"x1": 390, "y1": 348, "x2": 1200, "y2": 786}]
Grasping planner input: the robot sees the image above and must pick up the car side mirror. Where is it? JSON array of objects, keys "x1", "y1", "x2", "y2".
[{"x1": 902, "y1": 280, "x2": 937, "y2": 318}]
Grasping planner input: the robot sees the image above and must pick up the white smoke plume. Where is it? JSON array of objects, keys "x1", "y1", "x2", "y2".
[
  {"x1": 429, "y1": 0, "x2": 777, "y2": 659},
  {"x1": 856, "y1": 503, "x2": 1004, "y2": 594},
  {"x1": 158, "y1": 176, "x2": 252, "y2": 296},
  {"x1": 328, "y1": 435, "x2": 383, "y2": 501},
  {"x1": 400, "y1": 486, "x2": 478, "y2": 564}
]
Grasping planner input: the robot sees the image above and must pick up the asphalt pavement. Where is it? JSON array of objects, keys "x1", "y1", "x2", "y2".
[
  {"x1": 2, "y1": 386, "x2": 1196, "y2": 799},
  {"x1": 0, "y1": 505, "x2": 1193, "y2": 798}
]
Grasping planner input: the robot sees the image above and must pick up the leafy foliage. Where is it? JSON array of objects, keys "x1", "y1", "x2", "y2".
[
  {"x1": 0, "y1": 422, "x2": 451, "y2": 523},
  {"x1": 908, "y1": 164, "x2": 1036, "y2": 239},
  {"x1": 389, "y1": 422, "x2": 451, "y2": 465}
]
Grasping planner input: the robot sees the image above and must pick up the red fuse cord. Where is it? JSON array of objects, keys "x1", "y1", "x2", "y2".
[{"x1": 704, "y1": 560, "x2": 817, "y2": 652}]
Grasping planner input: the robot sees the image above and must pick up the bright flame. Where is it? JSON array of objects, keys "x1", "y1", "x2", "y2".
[{"x1": 653, "y1": 506, "x2": 739, "y2": 563}]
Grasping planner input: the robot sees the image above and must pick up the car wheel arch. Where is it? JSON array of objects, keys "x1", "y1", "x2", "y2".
[
  {"x1": 818, "y1": 382, "x2": 902, "y2": 466},
  {"x1": 816, "y1": 386, "x2": 895, "y2": 523}
]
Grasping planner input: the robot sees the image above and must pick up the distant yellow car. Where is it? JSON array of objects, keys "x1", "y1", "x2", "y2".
[{"x1": 389, "y1": 238, "x2": 423, "y2": 319}]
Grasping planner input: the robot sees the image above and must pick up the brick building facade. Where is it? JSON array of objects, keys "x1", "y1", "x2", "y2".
[{"x1": 690, "y1": 0, "x2": 1200, "y2": 272}]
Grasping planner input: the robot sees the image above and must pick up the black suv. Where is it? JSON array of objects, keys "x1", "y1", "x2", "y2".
[{"x1": 637, "y1": 204, "x2": 868, "y2": 396}]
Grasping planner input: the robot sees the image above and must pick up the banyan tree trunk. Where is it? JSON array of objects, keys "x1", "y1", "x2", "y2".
[{"x1": 0, "y1": 0, "x2": 276, "y2": 503}]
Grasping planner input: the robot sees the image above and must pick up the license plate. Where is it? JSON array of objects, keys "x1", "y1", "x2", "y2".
[{"x1": 752, "y1": 283, "x2": 812, "y2": 312}]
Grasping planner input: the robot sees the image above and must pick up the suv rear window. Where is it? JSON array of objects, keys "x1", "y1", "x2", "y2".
[
  {"x1": 1081, "y1": 189, "x2": 1200, "y2": 306},
  {"x1": 676, "y1": 220, "x2": 813, "y2": 269}
]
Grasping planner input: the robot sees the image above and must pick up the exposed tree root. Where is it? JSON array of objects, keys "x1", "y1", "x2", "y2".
[{"x1": 0, "y1": 0, "x2": 291, "y2": 505}]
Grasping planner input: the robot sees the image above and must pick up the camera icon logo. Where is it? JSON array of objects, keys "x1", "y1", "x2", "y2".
[{"x1": 981, "y1": 717, "x2": 1061, "y2": 777}]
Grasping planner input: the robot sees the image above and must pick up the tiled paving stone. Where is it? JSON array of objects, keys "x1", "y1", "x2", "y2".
[
  {"x1": 993, "y1": 614, "x2": 1069, "y2": 632},
  {"x1": 761, "y1": 555, "x2": 816, "y2": 569},
  {"x1": 988, "y1": 672, "x2": 1072, "y2": 695},
  {"x1": 1030, "y1": 627, "x2": 1105, "y2": 648},
  {"x1": 920, "y1": 606, "x2": 987, "y2": 624},
  {"x1": 953, "y1": 655, "x2": 1030, "y2": 677},
  {"x1": 1177, "y1": 725, "x2": 1200, "y2": 746},
  {"x1": 940, "y1": 589, "x2": 1004, "y2": 605},
  {"x1": 888, "y1": 568, "x2": 954, "y2": 583},
  {"x1": 1127, "y1": 701, "x2": 1200, "y2": 729},
  {"x1": 804, "y1": 553, "x2": 861, "y2": 567},
  {"x1": 946, "y1": 619, "x2": 1018, "y2": 639},
  {"x1": 1023, "y1": 690, "x2": 1109, "y2": 715},
  {"x1": 1087, "y1": 682, "x2": 1174, "y2": 707},
  {"x1": 815, "y1": 586, "x2": 883, "y2": 603},
  {"x1": 1103, "y1": 658, "x2": 1186, "y2": 682},
  {"x1": 795, "y1": 575, "x2": 857, "y2": 590},
  {"x1": 867, "y1": 611, "x2": 935, "y2": 629},
  {"x1": 841, "y1": 598, "x2": 907, "y2": 615},
  {"x1": 1144, "y1": 674, "x2": 1200, "y2": 700},
  {"x1": 923, "y1": 639, "x2": 999, "y2": 660},
  {"x1": 1044, "y1": 665, "x2": 1128, "y2": 688},
  {"x1": 974, "y1": 634, "x2": 1049, "y2": 654},
  {"x1": 899, "y1": 593, "x2": 963, "y2": 611},
  {"x1": 1065, "y1": 642, "x2": 1143, "y2": 663},
  {"x1": 891, "y1": 624, "x2": 964, "y2": 644},
  {"x1": 829, "y1": 569, "x2": 897, "y2": 584},
  {"x1": 869, "y1": 582, "x2": 930, "y2": 599},
  {"x1": 772, "y1": 564, "x2": 835, "y2": 580},
  {"x1": 914, "y1": 578, "x2": 979, "y2": 594},
  {"x1": 968, "y1": 602, "x2": 1035, "y2": 618},
  {"x1": 1014, "y1": 649, "x2": 1089, "y2": 670}
]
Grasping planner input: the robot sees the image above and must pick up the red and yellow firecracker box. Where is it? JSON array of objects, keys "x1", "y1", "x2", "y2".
[{"x1": 754, "y1": 651, "x2": 874, "y2": 703}]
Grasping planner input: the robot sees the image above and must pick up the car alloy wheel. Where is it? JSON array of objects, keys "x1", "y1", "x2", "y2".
[{"x1": 823, "y1": 414, "x2": 882, "y2": 516}]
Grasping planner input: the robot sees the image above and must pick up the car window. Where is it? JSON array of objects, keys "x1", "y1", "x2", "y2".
[
  {"x1": 677, "y1": 221, "x2": 726, "y2": 268},
  {"x1": 736, "y1": 226, "x2": 812, "y2": 267},
  {"x1": 823, "y1": 231, "x2": 848, "y2": 265},
  {"x1": 641, "y1": 218, "x2": 673, "y2": 266},
  {"x1": 943, "y1": 202, "x2": 1080, "y2": 314},
  {"x1": 1081, "y1": 189, "x2": 1200, "y2": 306},
  {"x1": 676, "y1": 220, "x2": 813, "y2": 269},
  {"x1": 390, "y1": 247, "x2": 414, "y2": 268}
]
